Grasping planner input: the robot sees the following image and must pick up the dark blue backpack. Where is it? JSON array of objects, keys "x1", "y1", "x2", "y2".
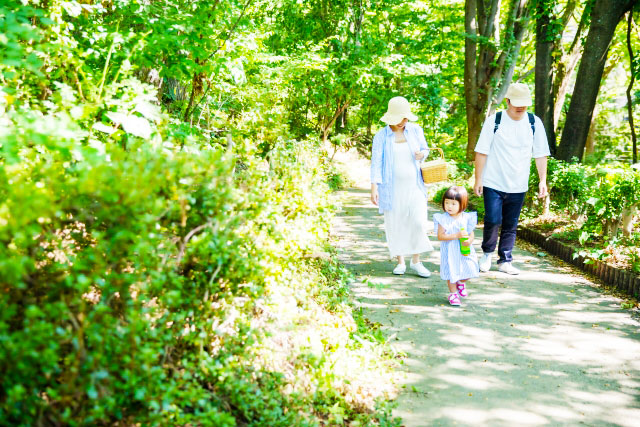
[{"x1": 493, "y1": 111, "x2": 535, "y2": 135}]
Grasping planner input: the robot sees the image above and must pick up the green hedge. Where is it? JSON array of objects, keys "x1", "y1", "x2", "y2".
[
  {"x1": 526, "y1": 158, "x2": 640, "y2": 236},
  {"x1": 0, "y1": 113, "x2": 397, "y2": 425}
]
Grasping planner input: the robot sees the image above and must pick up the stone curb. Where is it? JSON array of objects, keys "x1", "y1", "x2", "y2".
[{"x1": 517, "y1": 226, "x2": 640, "y2": 298}]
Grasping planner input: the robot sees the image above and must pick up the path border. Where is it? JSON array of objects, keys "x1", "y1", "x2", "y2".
[{"x1": 518, "y1": 226, "x2": 640, "y2": 298}]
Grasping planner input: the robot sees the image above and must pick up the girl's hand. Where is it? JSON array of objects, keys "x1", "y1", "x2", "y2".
[
  {"x1": 371, "y1": 187, "x2": 379, "y2": 206},
  {"x1": 459, "y1": 230, "x2": 471, "y2": 246},
  {"x1": 414, "y1": 151, "x2": 424, "y2": 161}
]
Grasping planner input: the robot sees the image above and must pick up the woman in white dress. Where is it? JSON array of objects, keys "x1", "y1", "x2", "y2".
[{"x1": 370, "y1": 96, "x2": 434, "y2": 277}]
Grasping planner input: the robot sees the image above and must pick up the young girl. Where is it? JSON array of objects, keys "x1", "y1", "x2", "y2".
[{"x1": 433, "y1": 186, "x2": 479, "y2": 306}]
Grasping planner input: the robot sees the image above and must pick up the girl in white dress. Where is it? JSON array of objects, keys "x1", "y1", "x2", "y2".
[
  {"x1": 370, "y1": 97, "x2": 434, "y2": 277},
  {"x1": 433, "y1": 186, "x2": 479, "y2": 306}
]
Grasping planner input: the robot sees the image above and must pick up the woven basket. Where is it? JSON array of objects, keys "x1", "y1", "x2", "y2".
[{"x1": 420, "y1": 148, "x2": 448, "y2": 184}]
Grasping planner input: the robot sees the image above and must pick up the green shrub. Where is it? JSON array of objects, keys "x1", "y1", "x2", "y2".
[
  {"x1": 431, "y1": 183, "x2": 484, "y2": 222},
  {"x1": 0, "y1": 113, "x2": 398, "y2": 425}
]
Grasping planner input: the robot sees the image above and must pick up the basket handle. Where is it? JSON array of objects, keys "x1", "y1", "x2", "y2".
[{"x1": 423, "y1": 147, "x2": 445, "y2": 162}]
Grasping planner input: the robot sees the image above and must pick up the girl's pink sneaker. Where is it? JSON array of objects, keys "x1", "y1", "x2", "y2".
[
  {"x1": 448, "y1": 293, "x2": 461, "y2": 306},
  {"x1": 456, "y1": 281, "x2": 468, "y2": 298}
]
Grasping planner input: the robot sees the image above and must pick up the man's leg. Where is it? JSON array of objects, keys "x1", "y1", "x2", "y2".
[
  {"x1": 481, "y1": 187, "x2": 503, "y2": 254},
  {"x1": 496, "y1": 192, "x2": 526, "y2": 264}
]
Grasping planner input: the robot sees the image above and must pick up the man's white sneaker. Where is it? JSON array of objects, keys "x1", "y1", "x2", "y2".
[
  {"x1": 479, "y1": 253, "x2": 492, "y2": 272},
  {"x1": 410, "y1": 262, "x2": 431, "y2": 278},
  {"x1": 393, "y1": 263, "x2": 406, "y2": 275},
  {"x1": 498, "y1": 262, "x2": 520, "y2": 275}
]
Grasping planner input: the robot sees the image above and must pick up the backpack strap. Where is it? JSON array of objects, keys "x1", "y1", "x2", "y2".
[
  {"x1": 493, "y1": 111, "x2": 535, "y2": 137},
  {"x1": 528, "y1": 112, "x2": 535, "y2": 135},
  {"x1": 493, "y1": 111, "x2": 502, "y2": 133}
]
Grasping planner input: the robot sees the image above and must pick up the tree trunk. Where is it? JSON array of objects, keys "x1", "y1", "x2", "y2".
[
  {"x1": 626, "y1": 10, "x2": 638, "y2": 164},
  {"x1": 535, "y1": 0, "x2": 556, "y2": 156},
  {"x1": 464, "y1": 0, "x2": 479, "y2": 160},
  {"x1": 321, "y1": 102, "x2": 349, "y2": 143},
  {"x1": 552, "y1": 1, "x2": 586, "y2": 132},
  {"x1": 584, "y1": 109, "x2": 597, "y2": 157},
  {"x1": 622, "y1": 205, "x2": 638, "y2": 236},
  {"x1": 464, "y1": 0, "x2": 531, "y2": 160},
  {"x1": 556, "y1": 0, "x2": 636, "y2": 162}
]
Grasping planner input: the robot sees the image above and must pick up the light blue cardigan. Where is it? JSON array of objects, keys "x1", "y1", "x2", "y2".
[{"x1": 370, "y1": 122, "x2": 429, "y2": 213}]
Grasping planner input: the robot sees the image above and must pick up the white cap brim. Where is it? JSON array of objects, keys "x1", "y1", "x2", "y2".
[
  {"x1": 508, "y1": 98, "x2": 532, "y2": 107},
  {"x1": 380, "y1": 112, "x2": 418, "y2": 124}
]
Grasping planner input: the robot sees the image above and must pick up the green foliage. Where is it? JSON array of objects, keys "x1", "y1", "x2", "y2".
[
  {"x1": 0, "y1": 121, "x2": 400, "y2": 424},
  {"x1": 0, "y1": 0, "x2": 492, "y2": 424},
  {"x1": 524, "y1": 158, "x2": 640, "y2": 270},
  {"x1": 430, "y1": 183, "x2": 484, "y2": 222},
  {"x1": 0, "y1": 3, "x2": 400, "y2": 422},
  {"x1": 548, "y1": 157, "x2": 596, "y2": 216}
]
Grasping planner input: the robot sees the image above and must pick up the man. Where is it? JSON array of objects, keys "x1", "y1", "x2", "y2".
[{"x1": 473, "y1": 83, "x2": 550, "y2": 275}]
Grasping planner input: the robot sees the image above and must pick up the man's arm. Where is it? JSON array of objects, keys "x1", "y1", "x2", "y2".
[
  {"x1": 474, "y1": 153, "x2": 488, "y2": 196},
  {"x1": 534, "y1": 156, "x2": 548, "y2": 198}
]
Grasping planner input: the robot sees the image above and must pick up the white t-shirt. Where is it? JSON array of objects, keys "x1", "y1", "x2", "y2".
[{"x1": 474, "y1": 112, "x2": 550, "y2": 193}]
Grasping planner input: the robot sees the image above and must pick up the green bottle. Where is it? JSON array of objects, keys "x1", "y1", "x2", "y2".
[{"x1": 460, "y1": 226, "x2": 470, "y2": 256}]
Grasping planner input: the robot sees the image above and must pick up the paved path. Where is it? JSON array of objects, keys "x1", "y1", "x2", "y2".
[{"x1": 332, "y1": 183, "x2": 640, "y2": 427}]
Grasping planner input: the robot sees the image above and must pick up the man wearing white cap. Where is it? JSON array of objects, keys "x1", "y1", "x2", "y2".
[{"x1": 473, "y1": 83, "x2": 550, "y2": 275}]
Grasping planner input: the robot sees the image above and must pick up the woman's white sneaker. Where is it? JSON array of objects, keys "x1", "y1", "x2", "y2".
[
  {"x1": 409, "y1": 262, "x2": 431, "y2": 277},
  {"x1": 479, "y1": 253, "x2": 492, "y2": 272},
  {"x1": 393, "y1": 263, "x2": 406, "y2": 275},
  {"x1": 498, "y1": 262, "x2": 520, "y2": 275}
]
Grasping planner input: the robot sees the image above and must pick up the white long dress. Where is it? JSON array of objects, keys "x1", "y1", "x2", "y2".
[{"x1": 383, "y1": 141, "x2": 433, "y2": 257}]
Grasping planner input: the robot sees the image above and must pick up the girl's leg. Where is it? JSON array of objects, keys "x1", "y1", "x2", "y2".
[
  {"x1": 447, "y1": 280, "x2": 461, "y2": 306},
  {"x1": 447, "y1": 280, "x2": 457, "y2": 293},
  {"x1": 397, "y1": 255, "x2": 405, "y2": 265},
  {"x1": 411, "y1": 254, "x2": 420, "y2": 264},
  {"x1": 456, "y1": 279, "x2": 468, "y2": 297}
]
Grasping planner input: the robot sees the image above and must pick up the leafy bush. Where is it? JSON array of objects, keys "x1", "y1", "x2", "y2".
[
  {"x1": 0, "y1": 115, "x2": 398, "y2": 425},
  {"x1": 431, "y1": 183, "x2": 484, "y2": 222}
]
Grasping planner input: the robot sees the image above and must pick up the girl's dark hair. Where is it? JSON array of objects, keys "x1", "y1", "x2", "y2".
[{"x1": 441, "y1": 186, "x2": 468, "y2": 213}]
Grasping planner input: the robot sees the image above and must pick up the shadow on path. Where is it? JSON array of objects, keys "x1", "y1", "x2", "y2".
[{"x1": 332, "y1": 187, "x2": 640, "y2": 427}]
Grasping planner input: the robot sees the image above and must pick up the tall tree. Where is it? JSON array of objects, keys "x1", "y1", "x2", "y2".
[
  {"x1": 626, "y1": 9, "x2": 638, "y2": 164},
  {"x1": 556, "y1": 0, "x2": 636, "y2": 162},
  {"x1": 533, "y1": 0, "x2": 589, "y2": 155},
  {"x1": 534, "y1": 0, "x2": 556, "y2": 155},
  {"x1": 464, "y1": 0, "x2": 532, "y2": 160}
]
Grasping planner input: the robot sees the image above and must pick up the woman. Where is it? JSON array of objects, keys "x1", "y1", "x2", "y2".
[{"x1": 370, "y1": 96, "x2": 433, "y2": 277}]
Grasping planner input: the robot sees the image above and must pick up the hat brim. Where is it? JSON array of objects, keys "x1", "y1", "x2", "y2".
[
  {"x1": 380, "y1": 112, "x2": 418, "y2": 125},
  {"x1": 508, "y1": 98, "x2": 532, "y2": 107}
]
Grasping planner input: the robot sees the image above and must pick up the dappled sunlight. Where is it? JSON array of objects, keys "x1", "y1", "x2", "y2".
[
  {"x1": 437, "y1": 326, "x2": 503, "y2": 354},
  {"x1": 527, "y1": 403, "x2": 580, "y2": 422},
  {"x1": 515, "y1": 308, "x2": 540, "y2": 315},
  {"x1": 565, "y1": 388, "x2": 636, "y2": 406},
  {"x1": 517, "y1": 271, "x2": 582, "y2": 284},
  {"x1": 335, "y1": 188, "x2": 640, "y2": 426},
  {"x1": 436, "y1": 373, "x2": 511, "y2": 391},
  {"x1": 442, "y1": 407, "x2": 550, "y2": 426},
  {"x1": 554, "y1": 308, "x2": 640, "y2": 327},
  {"x1": 521, "y1": 328, "x2": 640, "y2": 366}
]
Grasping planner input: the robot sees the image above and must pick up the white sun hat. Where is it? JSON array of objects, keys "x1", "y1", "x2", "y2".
[
  {"x1": 505, "y1": 83, "x2": 532, "y2": 107},
  {"x1": 380, "y1": 96, "x2": 418, "y2": 125}
]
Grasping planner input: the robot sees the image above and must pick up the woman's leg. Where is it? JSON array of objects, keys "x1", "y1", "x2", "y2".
[
  {"x1": 411, "y1": 254, "x2": 419, "y2": 264},
  {"x1": 397, "y1": 255, "x2": 405, "y2": 265}
]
